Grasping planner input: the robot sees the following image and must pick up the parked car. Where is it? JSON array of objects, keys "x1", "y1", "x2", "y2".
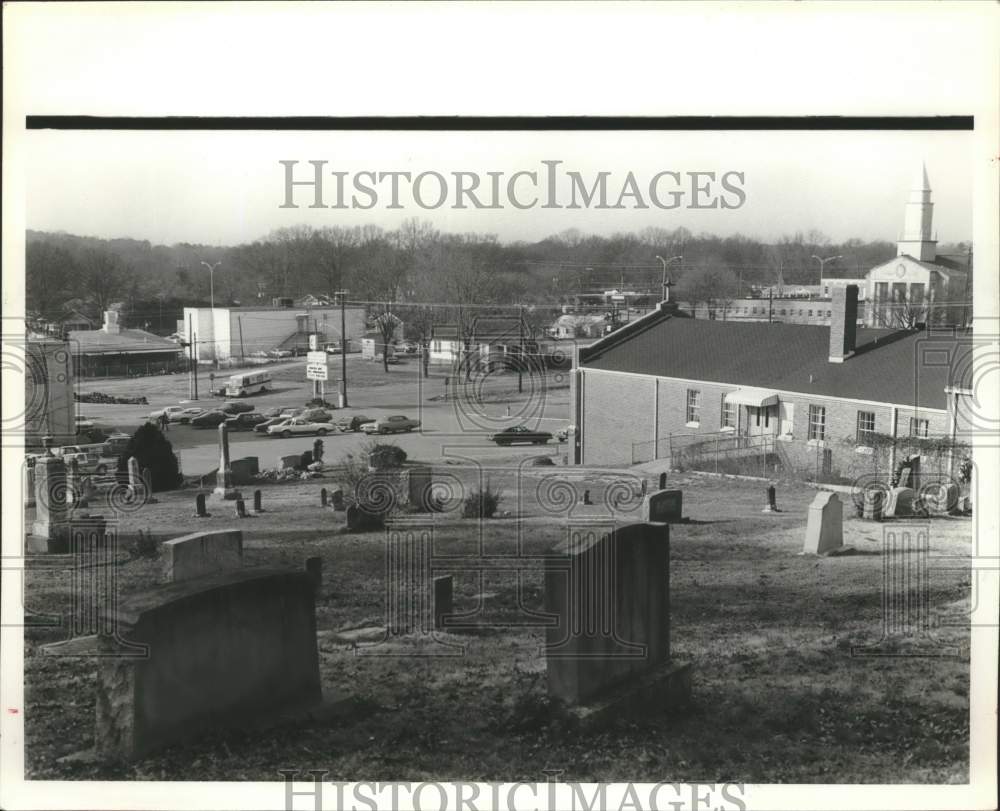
[
  {"x1": 171, "y1": 407, "x2": 204, "y2": 424},
  {"x1": 218, "y1": 401, "x2": 255, "y2": 415},
  {"x1": 102, "y1": 433, "x2": 131, "y2": 456},
  {"x1": 226, "y1": 412, "x2": 269, "y2": 431},
  {"x1": 63, "y1": 451, "x2": 110, "y2": 475},
  {"x1": 261, "y1": 407, "x2": 284, "y2": 419},
  {"x1": 301, "y1": 408, "x2": 334, "y2": 423},
  {"x1": 324, "y1": 343, "x2": 342, "y2": 355},
  {"x1": 268, "y1": 349, "x2": 293, "y2": 359},
  {"x1": 336, "y1": 414, "x2": 373, "y2": 432},
  {"x1": 385, "y1": 355, "x2": 402, "y2": 365},
  {"x1": 191, "y1": 410, "x2": 229, "y2": 428},
  {"x1": 489, "y1": 425, "x2": 553, "y2": 445},
  {"x1": 280, "y1": 406, "x2": 304, "y2": 417},
  {"x1": 399, "y1": 341, "x2": 418, "y2": 355},
  {"x1": 361, "y1": 414, "x2": 420, "y2": 434},
  {"x1": 74, "y1": 415, "x2": 95, "y2": 432},
  {"x1": 266, "y1": 418, "x2": 332, "y2": 438},
  {"x1": 148, "y1": 405, "x2": 188, "y2": 421},
  {"x1": 254, "y1": 416, "x2": 288, "y2": 434}
]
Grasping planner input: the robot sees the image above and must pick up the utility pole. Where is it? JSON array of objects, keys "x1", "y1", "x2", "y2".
[
  {"x1": 768, "y1": 289, "x2": 773, "y2": 323},
  {"x1": 337, "y1": 290, "x2": 348, "y2": 408},
  {"x1": 517, "y1": 305, "x2": 524, "y2": 394},
  {"x1": 187, "y1": 313, "x2": 199, "y2": 400},
  {"x1": 655, "y1": 255, "x2": 683, "y2": 302}
]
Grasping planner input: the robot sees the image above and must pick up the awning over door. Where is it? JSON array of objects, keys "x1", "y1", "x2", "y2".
[{"x1": 724, "y1": 387, "x2": 780, "y2": 407}]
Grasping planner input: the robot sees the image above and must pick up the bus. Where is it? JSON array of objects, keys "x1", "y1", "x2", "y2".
[{"x1": 225, "y1": 371, "x2": 272, "y2": 397}]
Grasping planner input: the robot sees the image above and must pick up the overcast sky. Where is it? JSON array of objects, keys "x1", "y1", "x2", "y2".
[{"x1": 26, "y1": 128, "x2": 972, "y2": 247}]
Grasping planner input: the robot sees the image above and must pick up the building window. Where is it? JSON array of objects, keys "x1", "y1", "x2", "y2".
[
  {"x1": 808, "y1": 405, "x2": 826, "y2": 442},
  {"x1": 686, "y1": 389, "x2": 701, "y2": 425},
  {"x1": 780, "y1": 309, "x2": 787, "y2": 316},
  {"x1": 721, "y1": 396, "x2": 736, "y2": 429},
  {"x1": 856, "y1": 411, "x2": 876, "y2": 446},
  {"x1": 910, "y1": 417, "x2": 929, "y2": 438},
  {"x1": 808, "y1": 309, "x2": 813, "y2": 317},
  {"x1": 826, "y1": 310, "x2": 832, "y2": 318}
]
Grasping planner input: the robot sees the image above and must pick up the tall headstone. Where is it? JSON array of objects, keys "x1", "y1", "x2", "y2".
[
  {"x1": 658, "y1": 472, "x2": 668, "y2": 490},
  {"x1": 65, "y1": 458, "x2": 81, "y2": 509},
  {"x1": 31, "y1": 451, "x2": 69, "y2": 548},
  {"x1": 545, "y1": 523, "x2": 691, "y2": 710},
  {"x1": 313, "y1": 439, "x2": 324, "y2": 463},
  {"x1": 329, "y1": 487, "x2": 345, "y2": 511},
  {"x1": 320, "y1": 488, "x2": 328, "y2": 507},
  {"x1": 803, "y1": 491, "x2": 844, "y2": 555},
  {"x1": 213, "y1": 422, "x2": 238, "y2": 500},
  {"x1": 253, "y1": 489, "x2": 264, "y2": 513},
  {"x1": 127, "y1": 456, "x2": 142, "y2": 499},
  {"x1": 141, "y1": 467, "x2": 158, "y2": 504},
  {"x1": 885, "y1": 487, "x2": 916, "y2": 518},
  {"x1": 25, "y1": 463, "x2": 36, "y2": 508},
  {"x1": 862, "y1": 489, "x2": 885, "y2": 521},
  {"x1": 235, "y1": 498, "x2": 249, "y2": 519},
  {"x1": 194, "y1": 493, "x2": 210, "y2": 518}
]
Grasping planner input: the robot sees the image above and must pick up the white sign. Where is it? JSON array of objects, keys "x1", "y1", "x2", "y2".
[{"x1": 306, "y1": 351, "x2": 328, "y2": 381}]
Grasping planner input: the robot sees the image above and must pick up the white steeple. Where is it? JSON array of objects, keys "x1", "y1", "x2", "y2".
[{"x1": 897, "y1": 161, "x2": 937, "y2": 262}]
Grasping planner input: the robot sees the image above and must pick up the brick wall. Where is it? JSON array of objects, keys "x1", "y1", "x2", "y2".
[{"x1": 578, "y1": 368, "x2": 951, "y2": 472}]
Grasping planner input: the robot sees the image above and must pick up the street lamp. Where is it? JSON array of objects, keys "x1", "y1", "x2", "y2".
[
  {"x1": 200, "y1": 261, "x2": 222, "y2": 310},
  {"x1": 811, "y1": 254, "x2": 842, "y2": 287},
  {"x1": 655, "y1": 255, "x2": 683, "y2": 302}
]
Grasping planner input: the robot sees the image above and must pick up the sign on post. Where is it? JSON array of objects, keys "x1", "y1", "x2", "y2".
[{"x1": 306, "y1": 351, "x2": 328, "y2": 381}]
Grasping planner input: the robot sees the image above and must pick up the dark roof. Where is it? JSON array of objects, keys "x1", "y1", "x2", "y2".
[
  {"x1": 67, "y1": 328, "x2": 182, "y2": 356},
  {"x1": 579, "y1": 311, "x2": 969, "y2": 410}
]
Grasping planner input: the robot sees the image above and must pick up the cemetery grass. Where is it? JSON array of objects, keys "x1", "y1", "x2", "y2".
[{"x1": 23, "y1": 474, "x2": 970, "y2": 783}]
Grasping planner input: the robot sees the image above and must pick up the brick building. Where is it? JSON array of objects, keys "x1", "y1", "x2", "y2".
[{"x1": 571, "y1": 286, "x2": 974, "y2": 481}]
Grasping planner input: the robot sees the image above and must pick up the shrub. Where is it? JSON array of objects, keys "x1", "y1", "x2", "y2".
[
  {"x1": 365, "y1": 441, "x2": 407, "y2": 470},
  {"x1": 306, "y1": 397, "x2": 336, "y2": 408},
  {"x1": 462, "y1": 479, "x2": 503, "y2": 519},
  {"x1": 116, "y1": 423, "x2": 181, "y2": 492}
]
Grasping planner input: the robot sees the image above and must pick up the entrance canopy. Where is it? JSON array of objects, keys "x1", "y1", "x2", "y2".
[{"x1": 724, "y1": 387, "x2": 780, "y2": 408}]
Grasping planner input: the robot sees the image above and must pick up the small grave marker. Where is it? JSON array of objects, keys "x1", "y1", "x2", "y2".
[
  {"x1": 642, "y1": 489, "x2": 683, "y2": 524},
  {"x1": 803, "y1": 491, "x2": 843, "y2": 555},
  {"x1": 194, "y1": 493, "x2": 210, "y2": 518},
  {"x1": 235, "y1": 498, "x2": 249, "y2": 519},
  {"x1": 320, "y1": 488, "x2": 328, "y2": 507},
  {"x1": 253, "y1": 489, "x2": 264, "y2": 513}
]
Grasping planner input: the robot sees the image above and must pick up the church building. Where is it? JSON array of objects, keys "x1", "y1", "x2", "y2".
[{"x1": 865, "y1": 164, "x2": 971, "y2": 328}]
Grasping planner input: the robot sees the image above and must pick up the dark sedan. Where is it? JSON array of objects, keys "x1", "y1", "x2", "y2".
[
  {"x1": 489, "y1": 425, "x2": 553, "y2": 446},
  {"x1": 190, "y1": 410, "x2": 229, "y2": 428},
  {"x1": 226, "y1": 412, "x2": 269, "y2": 431},
  {"x1": 219, "y1": 401, "x2": 255, "y2": 415}
]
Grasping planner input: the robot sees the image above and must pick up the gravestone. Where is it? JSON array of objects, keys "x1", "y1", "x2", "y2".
[
  {"x1": 300, "y1": 451, "x2": 314, "y2": 469},
  {"x1": 897, "y1": 466, "x2": 912, "y2": 488},
  {"x1": 141, "y1": 467, "x2": 157, "y2": 504},
  {"x1": 329, "y1": 488, "x2": 345, "y2": 511},
  {"x1": 642, "y1": 489, "x2": 683, "y2": 524},
  {"x1": 279, "y1": 454, "x2": 300, "y2": 471},
  {"x1": 313, "y1": 439, "x2": 324, "y2": 463},
  {"x1": 320, "y1": 488, "x2": 328, "y2": 507},
  {"x1": 306, "y1": 556, "x2": 323, "y2": 592},
  {"x1": 30, "y1": 452, "x2": 69, "y2": 551},
  {"x1": 346, "y1": 503, "x2": 384, "y2": 532},
  {"x1": 884, "y1": 487, "x2": 917, "y2": 518},
  {"x1": 162, "y1": 529, "x2": 243, "y2": 582},
  {"x1": 78, "y1": 476, "x2": 97, "y2": 509},
  {"x1": 862, "y1": 489, "x2": 885, "y2": 521},
  {"x1": 253, "y1": 489, "x2": 264, "y2": 513},
  {"x1": 127, "y1": 457, "x2": 142, "y2": 500},
  {"x1": 434, "y1": 575, "x2": 453, "y2": 630},
  {"x1": 762, "y1": 485, "x2": 779, "y2": 513},
  {"x1": 640, "y1": 479, "x2": 648, "y2": 497},
  {"x1": 235, "y1": 498, "x2": 249, "y2": 519},
  {"x1": 92, "y1": 568, "x2": 322, "y2": 760},
  {"x1": 213, "y1": 423, "x2": 238, "y2": 500},
  {"x1": 194, "y1": 493, "x2": 210, "y2": 518},
  {"x1": 545, "y1": 523, "x2": 691, "y2": 715},
  {"x1": 582, "y1": 489, "x2": 593, "y2": 505},
  {"x1": 658, "y1": 472, "x2": 668, "y2": 490},
  {"x1": 803, "y1": 491, "x2": 843, "y2": 555},
  {"x1": 230, "y1": 456, "x2": 259, "y2": 486}
]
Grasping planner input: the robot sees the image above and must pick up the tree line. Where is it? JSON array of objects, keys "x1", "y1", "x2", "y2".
[{"x1": 28, "y1": 221, "x2": 966, "y2": 336}]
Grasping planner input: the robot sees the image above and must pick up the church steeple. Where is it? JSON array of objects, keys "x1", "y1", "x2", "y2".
[{"x1": 897, "y1": 161, "x2": 937, "y2": 262}]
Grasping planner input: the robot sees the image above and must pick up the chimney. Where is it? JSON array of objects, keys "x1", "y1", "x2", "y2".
[
  {"x1": 829, "y1": 284, "x2": 858, "y2": 363},
  {"x1": 102, "y1": 310, "x2": 121, "y2": 335}
]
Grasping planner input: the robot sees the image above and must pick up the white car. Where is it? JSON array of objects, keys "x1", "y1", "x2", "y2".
[
  {"x1": 148, "y1": 405, "x2": 202, "y2": 423},
  {"x1": 266, "y1": 418, "x2": 332, "y2": 438},
  {"x1": 360, "y1": 415, "x2": 421, "y2": 434}
]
